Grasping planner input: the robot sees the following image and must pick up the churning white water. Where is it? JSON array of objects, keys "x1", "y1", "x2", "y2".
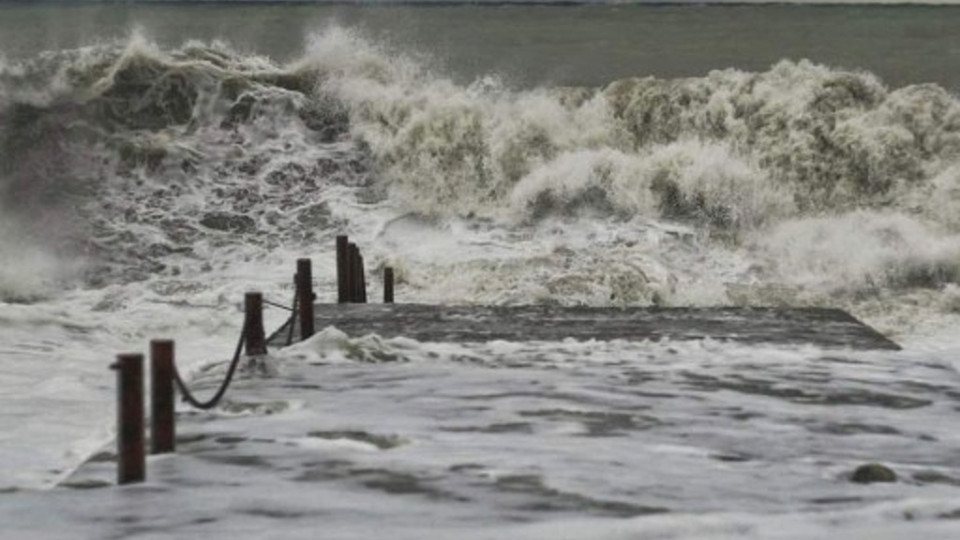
[{"x1": 1, "y1": 21, "x2": 959, "y2": 538}]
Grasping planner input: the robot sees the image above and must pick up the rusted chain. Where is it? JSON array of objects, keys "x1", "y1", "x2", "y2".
[
  {"x1": 263, "y1": 299, "x2": 293, "y2": 312},
  {"x1": 172, "y1": 321, "x2": 247, "y2": 410}
]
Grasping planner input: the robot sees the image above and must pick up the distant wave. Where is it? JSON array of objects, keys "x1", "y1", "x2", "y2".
[{"x1": 1, "y1": 27, "x2": 959, "y2": 309}]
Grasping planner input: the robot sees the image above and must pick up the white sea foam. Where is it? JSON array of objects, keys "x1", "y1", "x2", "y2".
[
  {"x1": 0, "y1": 28, "x2": 959, "y2": 540},
  {"x1": 6, "y1": 332, "x2": 960, "y2": 537}
]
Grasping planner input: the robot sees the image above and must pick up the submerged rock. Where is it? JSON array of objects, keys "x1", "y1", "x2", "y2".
[{"x1": 851, "y1": 463, "x2": 897, "y2": 484}]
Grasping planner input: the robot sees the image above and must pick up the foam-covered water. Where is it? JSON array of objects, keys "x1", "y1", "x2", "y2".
[
  {"x1": 9, "y1": 334, "x2": 960, "y2": 538},
  {"x1": 1, "y1": 13, "x2": 959, "y2": 538},
  {"x1": 2, "y1": 28, "x2": 959, "y2": 318}
]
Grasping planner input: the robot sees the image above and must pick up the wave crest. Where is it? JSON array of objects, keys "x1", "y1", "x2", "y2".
[{"x1": 1, "y1": 28, "x2": 958, "y2": 317}]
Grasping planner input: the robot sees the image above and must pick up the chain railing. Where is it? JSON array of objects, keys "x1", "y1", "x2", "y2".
[
  {"x1": 171, "y1": 322, "x2": 247, "y2": 410},
  {"x1": 111, "y1": 243, "x2": 396, "y2": 485}
]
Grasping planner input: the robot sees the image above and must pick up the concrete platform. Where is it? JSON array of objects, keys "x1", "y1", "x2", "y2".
[{"x1": 268, "y1": 305, "x2": 900, "y2": 350}]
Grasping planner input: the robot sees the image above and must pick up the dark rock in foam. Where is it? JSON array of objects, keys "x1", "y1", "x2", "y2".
[{"x1": 851, "y1": 463, "x2": 897, "y2": 484}]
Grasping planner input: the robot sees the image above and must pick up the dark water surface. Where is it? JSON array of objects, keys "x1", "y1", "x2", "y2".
[{"x1": 2, "y1": 4, "x2": 960, "y2": 89}]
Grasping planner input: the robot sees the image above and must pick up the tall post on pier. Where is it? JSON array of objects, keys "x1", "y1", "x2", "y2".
[
  {"x1": 346, "y1": 243, "x2": 357, "y2": 303},
  {"x1": 348, "y1": 243, "x2": 362, "y2": 303},
  {"x1": 384, "y1": 267, "x2": 394, "y2": 304},
  {"x1": 112, "y1": 353, "x2": 145, "y2": 485},
  {"x1": 336, "y1": 235, "x2": 349, "y2": 304},
  {"x1": 297, "y1": 258, "x2": 315, "y2": 340},
  {"x1": 244, "y1": 292, "x2": 267, "y2": 356},
  {"x1": 345, "y1": 242, "x2": 357, "y2": 303},
  {"x1": 358, "y1": 251, "x2": 367, "y2": 304},
  {"x1": 286, "y1": 273, "x2": 299, "y2": 346},
  {"x1": 150, "y1": 340, "x2": 175, "y2": 455},
  {"x1": 150, "y1": 339, "x2": 176, "y2": 454}
]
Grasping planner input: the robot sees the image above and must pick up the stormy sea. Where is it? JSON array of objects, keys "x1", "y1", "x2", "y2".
[{"x1": 1, "y1": 2, "x2": 960, "y2": 538}]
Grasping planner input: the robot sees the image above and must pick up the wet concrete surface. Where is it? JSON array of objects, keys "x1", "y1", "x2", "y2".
[{"x1": 269, "y1": 304, "x2": 900, "y2": 350}]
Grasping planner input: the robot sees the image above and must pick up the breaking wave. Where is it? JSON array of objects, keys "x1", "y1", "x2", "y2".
[{"x1": 0, "y1": 27, "x2": 958, "y2": 325}]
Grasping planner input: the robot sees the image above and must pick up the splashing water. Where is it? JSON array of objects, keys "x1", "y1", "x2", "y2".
[
  {"x1": 2, "y1": 26, "x2": 960, "y2": 500},
  {"x1": 1, "y1": 28, "x2": 958, "y2": 323}
]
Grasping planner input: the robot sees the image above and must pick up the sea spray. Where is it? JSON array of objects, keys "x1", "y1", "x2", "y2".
[
  {"x1": 0, "y1": 215, "x2": 75, "y2": 302},
  {"x1": 0, "y1": 30, "x2": 367, "y2": 286},
  {"x1": 0, "y1": 28, "x2": 957, "y2": 325},
  {"x1": 2, "y1": 19, "x2": 960, "y2": 500},
  {"x1": 752, "y1": 211, "x2": 960, "y2": 295}
]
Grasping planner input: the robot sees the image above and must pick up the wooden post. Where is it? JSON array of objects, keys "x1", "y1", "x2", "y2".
[
  {"x1": 336, "y1": 235, "x2": 349, "y2": 304},
  {"x1": 297, "y1": 258, "x2": 315, "y2": 340},
  {"x1": 384, "y1": 267, "x2": 394, "y2": 304},
  {"x1": 244, "y1": 292, "x2": 267, "y2": 355},
  {"x1": 150, "y1": 340, "x2": 175, "y2": 455},
  {"x1": 112, "y1": 353, "x2": 145, "y2": 485}
]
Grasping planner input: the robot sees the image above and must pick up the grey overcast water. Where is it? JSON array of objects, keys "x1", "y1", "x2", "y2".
[{"x1": 2, "y1": 3, "x2": 960, "y2": 89}]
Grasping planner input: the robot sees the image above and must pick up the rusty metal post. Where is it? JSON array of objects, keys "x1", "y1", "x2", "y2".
[
  {"x1": 244, "y1": 292, "x2": 267, "y2": 355},
  {"x1": 349, "y1": 243, "x2": 363, "y2": 303},
  {"x1": 286, "y1": 272, "x2": 299, "y2": 346},
  {"x1": 112, "y1": 353, "x2": 145, "y2": 485},
  {"x1": 384, "y1": 267, "x2": 394, "y2": 304},
  {"x1": 358, "y1": 252, "x2": 367, "y2": 304},
  {"x1": 297, "y1": 258, "x2": 315, "y2": 340},
  {"x1": 336, "y1": 235, "x2": 349, "y2": 304},
  {"x1": 150, "y1": 340, "x2": 175, "y2": 455},
  {"x1": 347, "y1": 243, "x2": 359, "y2": 303}
]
